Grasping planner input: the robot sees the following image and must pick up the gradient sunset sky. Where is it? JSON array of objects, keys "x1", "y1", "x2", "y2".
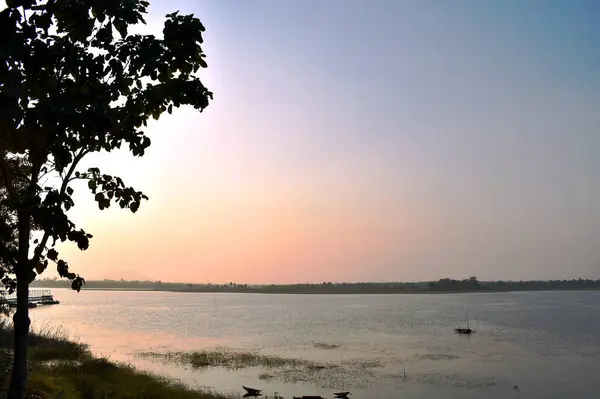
[{"x1": 42, "y1": 0, "x2": 600, "y2": 283}]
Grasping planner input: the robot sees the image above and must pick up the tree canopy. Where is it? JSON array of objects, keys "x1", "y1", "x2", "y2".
[
  {"x1": 1, "y1": 0, "x2": 213, "y2": 396},
  {"x1": 0, "y1": 0, "x2": 212, "y2": 290}
]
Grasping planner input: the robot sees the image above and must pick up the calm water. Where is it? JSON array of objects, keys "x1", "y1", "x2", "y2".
[{"x1": 29, "y1": 289, "x2": 600, "y2": 399}]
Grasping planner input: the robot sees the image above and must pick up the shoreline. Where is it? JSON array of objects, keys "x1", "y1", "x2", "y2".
[{"x1": 67, "y1": 287, "x2": 600, "y2": 295}]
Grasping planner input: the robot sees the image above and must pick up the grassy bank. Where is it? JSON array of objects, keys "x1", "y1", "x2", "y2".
[{"x1": 0, "y1": 319, "x2": 232, "y2": 399}]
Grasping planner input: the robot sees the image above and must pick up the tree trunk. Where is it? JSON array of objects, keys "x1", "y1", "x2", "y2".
[
  {"x1": 7, "y1": 276, "x2": 30, "y2": 399},
  {"x1": 7, "y1": 210, "x2": 32, "y2": 399}
]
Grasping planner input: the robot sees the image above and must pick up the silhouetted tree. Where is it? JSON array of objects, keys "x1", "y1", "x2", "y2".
[
  {"x1": 0, "y1": 291, "x2": 9, "y2": 316},
  {"x1": 0, "y1": 0, "x2": 212, "y2": 396}
]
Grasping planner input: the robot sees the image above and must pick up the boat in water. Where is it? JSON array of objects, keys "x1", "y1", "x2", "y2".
[
  {"x1": 242, "y1": 386, "x2": 261, "y2": 396},
  {"x1": 455, "y1": 318, "x2": 476, "y2": 334}
]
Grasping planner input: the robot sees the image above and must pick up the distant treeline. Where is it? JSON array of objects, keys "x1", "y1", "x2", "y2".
[{"x1": 31, "y1": 277, "x2": 600, "y2": 294}]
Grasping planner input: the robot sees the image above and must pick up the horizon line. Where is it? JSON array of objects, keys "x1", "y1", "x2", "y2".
[{"x1": 32, "y1": 276, "x2": 600, "y2": 286}]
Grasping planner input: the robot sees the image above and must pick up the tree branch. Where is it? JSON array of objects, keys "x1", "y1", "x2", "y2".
[{"x1": 30, "y1": 149, "x2": 89, "y2": 266}]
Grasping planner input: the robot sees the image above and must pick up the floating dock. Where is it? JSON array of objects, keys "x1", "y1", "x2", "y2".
[{"x1": 1, "y1": 289, "x2": 60, "y2": 308}]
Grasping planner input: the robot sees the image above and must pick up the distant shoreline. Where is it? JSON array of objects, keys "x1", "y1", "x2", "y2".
[
  {"x1": 34, "y1": 286, "x2": 600, "y2": 295},
  {"x1": 30, "y1": 277, "x2": 600, "y2": 295}
]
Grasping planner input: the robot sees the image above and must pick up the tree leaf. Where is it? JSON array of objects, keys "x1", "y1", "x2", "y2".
[
  {"x1": 47, "y1": 249, "x2": 59, "y2": 261},
  {"x1": 57, "y1": 260, "x2": 68, "y2": 277},
  {"x1": 71, "y1": 276, "x2": 86, "y2": 292},
  {"x1": 33, "y1": 262, "x2": 45, "y2": 274}
]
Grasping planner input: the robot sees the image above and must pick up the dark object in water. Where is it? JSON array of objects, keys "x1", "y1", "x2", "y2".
[
  {"x1": 455, "y1": 327, "x2": 475, "y2": 334},
  {"x1": 334, "y1": 391, "x2": 351, "y2": 398},
  {"x1": 455, "y1": 318, "x2": 476, "y2": 334},
  {"x1": 242, "y1": 386, "x2": 262, "y2": 396},
  {"x1": 455, "y1": 327, "x2": 474, "y2": 333}
]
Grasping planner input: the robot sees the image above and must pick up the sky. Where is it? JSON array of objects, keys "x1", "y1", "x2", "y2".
[{"x1": 22, "y1": 0, "x2": 600, "y2": 283}]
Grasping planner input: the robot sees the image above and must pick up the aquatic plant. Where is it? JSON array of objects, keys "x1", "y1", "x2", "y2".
[
  {"x1": 138, "y1": 348, "x2": 385, "y2": 390},
  {"x1": 139, "y1": 348, "x2": 319, "y2": 370},
  {"x1": 313, "y1": 342, "x2": 341, "y2": 350}
]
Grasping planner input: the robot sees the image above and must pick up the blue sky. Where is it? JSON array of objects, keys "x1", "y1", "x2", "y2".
[{"x1": 35, "y1": 0, "x2": 600, "y2": 282}]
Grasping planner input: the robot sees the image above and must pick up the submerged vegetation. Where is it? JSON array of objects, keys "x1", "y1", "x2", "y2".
[
  {"x1": 313, "y1": 342, "x2": 341, "y2": 350},
  {"x1": 137, "y1": 348, "x2": 382, "y2": 389},
  {"x1": 0, "y1": 319, "x2": 232, "y2": 399},
  {"x1": 138, "y1": 348, "x2": 318, "y2": 370}
]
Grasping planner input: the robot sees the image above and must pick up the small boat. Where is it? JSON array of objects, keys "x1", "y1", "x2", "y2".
[
  {"x1": 242, "y1": 386, "x2": 262, "y2": 396},
  {"x1": 334, "y1": 391, "x2": 351, "y2": 398},
  {"x1": 455, "y1": 318, "x2": 476, "y2": 334},
  {"x1": 455, "y1": 327, "x2": 474, "y2": 334}
]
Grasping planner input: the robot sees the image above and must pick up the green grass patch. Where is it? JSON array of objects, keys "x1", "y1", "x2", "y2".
[
  {"x1": 139, "y1": 348, "x2": 320, "y2": 370},
  {"x1": 28, "y1": 358, "x2": 234, "y2": 399}
]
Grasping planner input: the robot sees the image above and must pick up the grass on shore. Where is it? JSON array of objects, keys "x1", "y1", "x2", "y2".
[
  {"x1": 0, "y1": 319, "x2": 89, "y2": 363},
  {"x1": 0, "y1": 318, "x2": 233, "y2": 399}
]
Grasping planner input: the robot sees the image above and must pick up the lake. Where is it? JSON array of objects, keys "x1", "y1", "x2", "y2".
[{"x1": 29, "y1": 289, "x2": 600, "y2": 399}]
